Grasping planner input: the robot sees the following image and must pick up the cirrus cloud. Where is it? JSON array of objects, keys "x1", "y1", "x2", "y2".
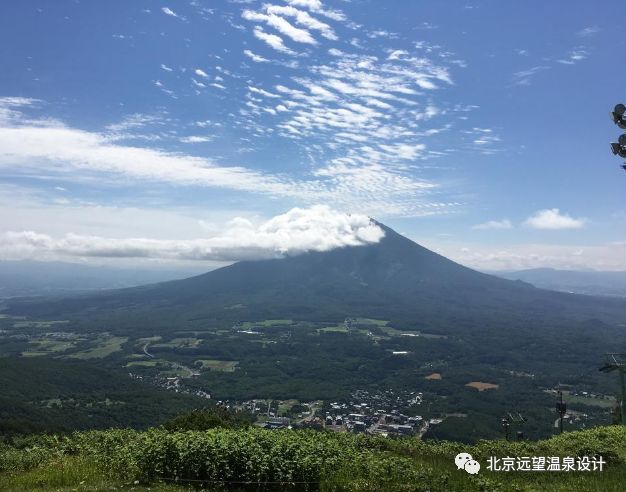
[{"x1": 472, "y1": 219, "x2": 513, "y2": 230}]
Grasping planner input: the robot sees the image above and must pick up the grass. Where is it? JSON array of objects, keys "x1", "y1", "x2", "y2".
[
  {"x1": 22, "y1": 339, "x2": 75, "y2": 357},
  {"x1": 354, "y1": 318, "x2": 389, "y2": 326},
  {"x1": 319, "y1": 325, "x2": 349, "y2": 333},
  {"x1": 241, "y1": 319, "x2": 294, "y2": 329},
  {"x1": 152, "y1": 337, "x2": 202, "y2": 349},
  {"x1": 1, "y1": 426, "x2": 625, "y2": 491},
  {"x1": 69, "y1": 336, "x2": 128, "y2": 359},
  {"x1": 194, "y1": 359, "x2": 238, "y2": 372},
  {"x1": 563, "y1": 393, "x2": 617, "y2": 409},
  {"x1": 125, "y1": 360, "x2": 159, "y2": 368}
]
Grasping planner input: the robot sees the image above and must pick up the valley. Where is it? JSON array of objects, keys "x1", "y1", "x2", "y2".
[{"x1": 0, "y1": 307, "x2": 619, "y2": 442}]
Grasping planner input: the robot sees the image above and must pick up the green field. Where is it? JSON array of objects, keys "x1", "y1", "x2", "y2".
[
  {"x1": 69, "y1": 336, "x2": 128, "y2": 359},
  {"x1": 355, "y1": 318, "x2": 389, "y2": 326},
  {"x1": 12, "y1": 320, "x2": 69, "y2": 329},
  {"x1": 564, "y1": 393, "x2": 617, "y2": 409},
  {"x1": 125, "y1": 360, "x2": 159, "y2": 368},
  {"x1": 241, "y1": 319, "x2": 293, "y2": 329},
  {"x1": 21, "y1": 338, "x2": 76, "y2": 357},
  {"x1": 152, "y1": 337, "x2": 202, "y2": 349},
  {"x1": 194, "y1": 359, "x2": 238, "y2": 372}
]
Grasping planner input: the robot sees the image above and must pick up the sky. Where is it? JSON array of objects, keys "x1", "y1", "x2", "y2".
[{"x1": 0, "y1": 0, "x2": 625, "y2": 271}]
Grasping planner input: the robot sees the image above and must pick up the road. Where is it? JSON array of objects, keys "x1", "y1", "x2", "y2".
[{"x1": 142, "y1": 342, "x2": 154, "y2": 358}]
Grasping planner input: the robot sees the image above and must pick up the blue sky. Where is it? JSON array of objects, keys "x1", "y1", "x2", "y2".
[{"x1": 0, "y1": 0, "x2": 625, "y2": 270}]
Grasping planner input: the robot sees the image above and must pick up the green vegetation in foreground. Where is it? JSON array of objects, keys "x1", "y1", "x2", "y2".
[{"x1": 0, "y1": 425, "x2": 624, "y2": 491}]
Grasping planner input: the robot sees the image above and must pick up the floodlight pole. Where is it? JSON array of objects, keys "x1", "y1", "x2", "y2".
[
  {"x1": 599, "y1": 353, "x2": 626, "y2": 425},
  {"x1": 556, "y1": 391, "x2": 567, "y2": 434}
]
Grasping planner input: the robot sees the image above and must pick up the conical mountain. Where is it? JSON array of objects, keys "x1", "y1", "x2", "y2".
[{"x1": 8, "y1": 221, "x2": 626, "y2": 328}]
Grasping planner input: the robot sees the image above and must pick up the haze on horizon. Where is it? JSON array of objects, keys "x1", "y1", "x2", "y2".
[{"x1": 1, "y1": 0, "x2": 625, "y2": 272}]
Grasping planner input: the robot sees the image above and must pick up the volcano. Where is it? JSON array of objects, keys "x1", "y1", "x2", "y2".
[{"x1": 8, "y1": 221, "x2": 626, "y2": 331}]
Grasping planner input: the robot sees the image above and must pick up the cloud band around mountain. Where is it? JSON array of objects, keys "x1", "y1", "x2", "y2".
[{"x1": 0, "y1": 206, "x2": 385, "y2": 262}]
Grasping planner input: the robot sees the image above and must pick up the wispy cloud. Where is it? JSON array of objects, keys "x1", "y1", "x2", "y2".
[
  {"x1": 577, "y1": 26, "x2": 600, "y2": 37},
  {"x1": 161, "y1": 7, "x2": 183, "y2": 20},
  {"x1": 243, "y1": 10, "x2": 318, "y2": 45},
  {"x1": 472, "y1": 219, "x2": 512, "y2": 230},
  {"x1": 252, "y1": 27, "x2": 296, "y2": 54},
  {"x1": 243, "y1": 49, "x2": 269, "y2": 62},
  {"x1": 284, "y1": 0, "x2": 346, "y2": 22},
  {"x1": 557, "y1": 47, "x2": 588, "y2": 65},
  {"x1": 511, "y1": 65, "x2": 550, "y2": 86},
  {"x1": 0, "y1": 99, "x2": 447, "y2": 217}
]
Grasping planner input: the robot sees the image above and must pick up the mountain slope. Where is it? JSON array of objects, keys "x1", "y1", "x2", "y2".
[{"x1": 6, "y1": 222, "x2": 626, "y2": 331}]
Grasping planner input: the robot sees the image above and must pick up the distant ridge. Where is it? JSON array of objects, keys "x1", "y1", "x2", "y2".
[{"x1": 494, "y1": 268, "x2": 626, "y2": 297}]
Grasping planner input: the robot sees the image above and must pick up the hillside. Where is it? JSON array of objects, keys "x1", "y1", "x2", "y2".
[{"x1": 0, "y1": 358, "x2": 202, "y2": 435}]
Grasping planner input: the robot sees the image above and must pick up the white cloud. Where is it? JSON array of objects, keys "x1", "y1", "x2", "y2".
[
  {"x1": 0, "y1": 103, "x2": 444, "y2": 217},
  {"x1": 195, "y1": 68, "x2": 209, "y2": 78},
  {"x1": 523, "y1": 209, "x2": 586, "y2": 230},
  {"x1": 557, "y1": 47, "x2": 588, "y2": 65},
  {"x1": 243, "y1": 49, "x2": 269, "y2": 62},
  {"x1": 243, "y1": 10, "x2": 317, "y2": 44},
  {"x1": 472, "y1": 219, "x2": 513, "y2": 230},
  {"x1": 511, "y1": 65, "x2": 550, "y2": 86},
  {"x1": 105, "y1": 113, "x2": 164, "y2": 133},
  {"x1": 161, "y1": 7, "x2": 182, "y2": 19},
  {"x1": 0, "y1": 117, "x2": 302, "y2": 197},
  {"x1": 423, "y1": 240, "x2": 626, "y2": 271},
  {"x1": 265, "y1": 5, "x2": 337, "y2": 40},
  {"x1": 577, "y1": 26, "x2": 600, "y2": 37},
  {"x1": 0, "y1": 206, "x2": 385, "y2": 262},
  {"x1": 179, "y1": 136, "x2": 213, "y2": 143},
  {"x1": 249, "y1": 86, "x2": 280, "y2": 98},
  {"x1": 284, "y1": 0, "x2": 346, "y2": 21},
  {"x1": 252, "y1": 27, "x2": 296, "y2": 54},
  {"x1": 160, "y1": 64, "x2": 173, "y2": 72}
]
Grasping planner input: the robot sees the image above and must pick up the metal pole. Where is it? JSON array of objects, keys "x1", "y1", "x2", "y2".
[{"x1": 619, "y1": 367, "x2": 626, "y2": 425}]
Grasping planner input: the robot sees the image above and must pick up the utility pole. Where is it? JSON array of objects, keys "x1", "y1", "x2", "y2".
[
  {"x1": 599, "y1": 353, "x2": 626, "y2": 425},
  {"x1": 556, "y1": 391, "x2": 567, "y2": 434},
  {"x1": 501, "y1": 416, "x2": 510, "y2": 440}
]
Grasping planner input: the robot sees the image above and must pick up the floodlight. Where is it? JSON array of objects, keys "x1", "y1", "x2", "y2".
[
  {"x1": 611, "y1": 104, "x2": 626, "y2": 128},
  {"x1": 611, "y1": 143, "x2": 626, "y2": 158}
]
